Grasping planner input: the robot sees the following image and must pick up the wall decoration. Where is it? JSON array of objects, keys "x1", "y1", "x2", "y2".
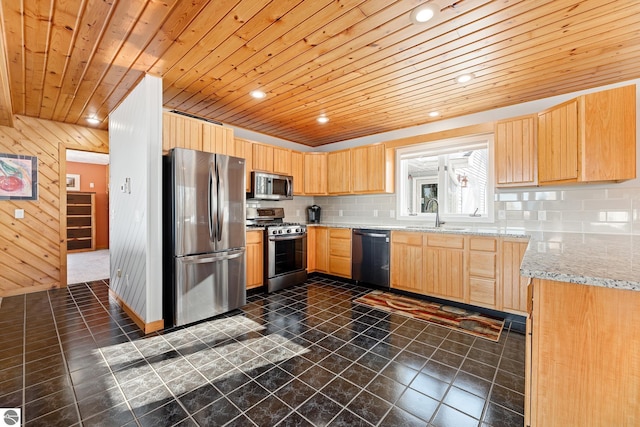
[
  {"x1": 66, "y1": 174, "x2": 81, "y2": 191},
  {"x1": 0, "y1": 153, "x2": 38, "y2": 200}
]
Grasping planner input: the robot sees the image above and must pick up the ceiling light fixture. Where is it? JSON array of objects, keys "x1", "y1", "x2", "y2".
[
  {"x1": 456, "y1": 73, "x2": 474, "y2": 84},
  {"x1": 317, "y1": 115, "x2": 329, "y2": 124},
  {"x1": 429, "y1": 111, "x2": 440, "y2": 117},
  {"x1": 250, "y1": 90, "x2": 266, "y2": 99},
  {"x1": 86, "y1": 117, "x2": 100, "y2": 125},
  {"x1": 410, "y1": 3, "x2": 440, "y2": 24}
]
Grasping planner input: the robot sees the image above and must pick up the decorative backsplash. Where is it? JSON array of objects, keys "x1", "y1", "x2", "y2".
[{"x1": 306, "y1": 185, "x2": 640, "y2": 235}]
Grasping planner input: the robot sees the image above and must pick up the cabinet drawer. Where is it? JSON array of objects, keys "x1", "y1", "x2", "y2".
[
  {"x1": 329, "y1": 238, "x2": 351, "y2": 257},
  {"x1": 391, "y1": 231, "x2": 423, "y2": 245},
  {"x1": 246, "y1": 230, "x2": 263, "y2": 244},
  {"x1": 329, "y1": 228, "x2": 351, "y2": 239},
  {"x1": 469, "y1": 278, "x2": 497, "y2": 306},
  {"x1": 469, "y1": 237, "x2": 497, "y2": 252},
  {"x1": 470, "y1": 252, "x2": 496, "y2": 279},
  {"x1": 68, "y1": 216, "x2": 91, "y2": 227},
  {"x1": 68, "y1": 205, "x2": 92, "y2": 216},
  {"x1": 426, "y1": 234, "x2": 465, "y2": 249},
  {"x1": 329, "y1": 256, "x2": 351, "y2": 277}
]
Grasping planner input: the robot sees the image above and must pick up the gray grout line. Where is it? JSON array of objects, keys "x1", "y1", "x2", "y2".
[{"x1": 46, "y1": 289, "x2": 84, "y2": 426}]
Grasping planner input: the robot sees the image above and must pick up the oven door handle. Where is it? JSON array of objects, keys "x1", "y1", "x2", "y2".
[{"x1": 268, "y1": 234, "x2": 306, "y2": 242}]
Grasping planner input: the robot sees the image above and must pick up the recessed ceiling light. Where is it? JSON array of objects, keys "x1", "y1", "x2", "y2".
[
  {"x1": 456, "y1": 73, "x2": 474, "y2": 84},
  {"x1": 410, "y1": 3, "x2": 440, "y2": 24},
  {"x1": 250, "y1": 90, "x2": 266, "y2": 99},
  {"x1": 86, "y1": 117, "x2": 100, "y2": 125},
  {"x1": 317, "y1": 116, "x2": 329, "y2": 124},
  {"x1": 429, "y1": 111, "x2": 440, "y2": 117}
]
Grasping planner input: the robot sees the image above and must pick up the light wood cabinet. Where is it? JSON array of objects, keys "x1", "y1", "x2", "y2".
[
  {"x1": 390, "y1": 231, "x2": 424, "y2": 293},
  {"x1": 351, "y1": 144, "x2": 394, "y2": 193},
  {"x1": 162, "y1": 111, "x2": 233, "y2": 155},
  {"x1": 273, "y1": 147, "x2": 292, "y2": 175},
  {"x1": 327, "y1": 149, "x2": 351, "y2": 194},
  {"x1": 67, "y1": 192, "x2": 96, "y2": 252},
  {"x1": 291, "y1": 151, "x2": 304, "y2": 195},
  {"x1": 527, "y1": 279, "x2": 640, "y2": 426},
  {"x1": 246, "y1": 230, "x2": 263, "y2": 290},
  {"x1": 468, "y1": 237, "x2": 499, "y2": 308},
  {"x1": 495, "y1": 115, "x2": 537, "y2": 186},
  {"x1": 314, "y1": 226, "x2": 328, "y2": 273},
  {"x1": 308, "y1": 227, "x2": 351, "y2": 278},
  {"x1": 537, "y1": 98, "x2": 579, "y2": 184},
  {"x1": 328, "y1": 228, "x2": 351, "y2": 278},
  {"x1": 538, "y1": 85, "x2": 636, "y2": 185},
  {"x1": 501, "y1": 238, "x2": 529, "y2": 314},
  {"x1": 424, "y1": 234, "x2": 465, "y2": 301},
  {"x1": 252, "y1": 143, "x2": 274, "y2": 173},
  {"x1": 303, "y1": 153, "x2": 328, "y2": 195},
  {"x1": 580, "y1": 85, "x2": 636, "y2": 182},
  {"x1": 306, "y1": 226, "x2": 316, "y2": 271},
  {"x1": 233, "y1": 138, "x2": 253, "y2": 192}
]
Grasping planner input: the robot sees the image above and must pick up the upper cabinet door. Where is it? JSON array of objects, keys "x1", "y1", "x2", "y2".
[
  {"x1": 252, "y1": 144, "x2": 274, "y2": 172},
  {"x1": 290, "y1": 151, "x2": 304, "y2": 195},
  {"x1": 495, "y1": 115, "x2": 537, "y2": 187},
  {"x1": 272, "y1": 147, "x2": 292, "y2": 175},
  {"x1": 537, "y1": 85, "x2": 636, "y2": 186},
  {"x1": 537, "y1": 99, "x2": 579, "y2": 185},
  {"x1": 327, "y1": 149, "x2": 351, "y2": 194},
  {"x1": 303, "y1": 152, "x2": 327, "y2": 195},
  {"x1": 580, "y1": 85, "x2": 636, "y2": 182}
]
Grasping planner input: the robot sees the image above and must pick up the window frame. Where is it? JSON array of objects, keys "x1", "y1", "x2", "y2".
[{"x1": 395, "y1": 134, "x2": 495, "y2": 223}]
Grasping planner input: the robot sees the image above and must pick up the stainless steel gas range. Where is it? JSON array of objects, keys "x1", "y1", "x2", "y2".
[{"x1": 246, "y1": 207, "x2": 307, "y2": 292}]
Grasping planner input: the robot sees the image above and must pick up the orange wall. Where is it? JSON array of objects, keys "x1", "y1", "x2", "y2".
[{"x1": 67, "y1": 161, "x2": 109, "y2": 249}]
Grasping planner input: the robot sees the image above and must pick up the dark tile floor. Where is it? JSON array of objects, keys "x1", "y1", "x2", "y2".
[{"x1": 0, "y1": 277, "x2": 525, "y2": 427}]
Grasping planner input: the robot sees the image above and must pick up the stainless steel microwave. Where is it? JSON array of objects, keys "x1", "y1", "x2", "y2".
[{"x1": 247, "y1": 171, "x2": 293, "y2": 200}]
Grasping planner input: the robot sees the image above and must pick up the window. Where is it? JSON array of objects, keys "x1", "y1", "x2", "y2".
[{"x1": 396, "y1": 134, "x2": 494, "y2": 222}]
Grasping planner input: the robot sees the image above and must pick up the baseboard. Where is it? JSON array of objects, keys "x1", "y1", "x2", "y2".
[
  {"x1": 109, "y1": 289, "x2": 164, "y2": 334},
  {"x1": 0, "y1": 282, "x2": 62, "y2": 298}
]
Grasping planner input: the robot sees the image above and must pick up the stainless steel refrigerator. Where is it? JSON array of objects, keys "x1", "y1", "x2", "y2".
[{"x1": 163, "y1": 148, "x2": 246, "y2": 327}]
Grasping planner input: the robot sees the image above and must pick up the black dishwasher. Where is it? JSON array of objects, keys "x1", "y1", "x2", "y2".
[{"x1": 352, "y1": 229, "x2": 390, "y2": 288}]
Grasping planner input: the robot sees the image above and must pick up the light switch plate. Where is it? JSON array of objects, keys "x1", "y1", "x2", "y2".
[{"x1": 14, "y1": 209, "x2": 24, "y2": 219}]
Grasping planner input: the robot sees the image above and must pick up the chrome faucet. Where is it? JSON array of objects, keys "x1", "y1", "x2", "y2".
[{"x1": 426, "y1": 198, "x2": 444, "y2": 227}]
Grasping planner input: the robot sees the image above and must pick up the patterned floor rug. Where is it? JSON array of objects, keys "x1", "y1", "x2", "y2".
[{"x1": 354, "y1": 290, "x2": 504, "y2": 342}]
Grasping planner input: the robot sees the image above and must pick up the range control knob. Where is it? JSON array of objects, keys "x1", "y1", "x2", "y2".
[{"x1": 287, "y1": 229, "x2": 291, "y2": 233}]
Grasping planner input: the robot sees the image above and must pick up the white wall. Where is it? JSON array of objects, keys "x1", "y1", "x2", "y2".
[{"x1": 109, "y1": 75, "x2": 163, "y2": 323}]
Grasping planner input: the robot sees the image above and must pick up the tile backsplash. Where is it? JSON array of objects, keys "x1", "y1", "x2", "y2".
[{"x1": 288, "y1": 186, "x2": 640, "y2": 235}]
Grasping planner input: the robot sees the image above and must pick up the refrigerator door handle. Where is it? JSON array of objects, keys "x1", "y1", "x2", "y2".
[
  {"x1": 217, "y1": 158, "x2": 225, "y2": 242},
  {"x1": 209, "y1": 161, "x2": 218, "y2": 242},
  {"x1": 180, "y1": 249, "x2": 244, "y2": 264}
]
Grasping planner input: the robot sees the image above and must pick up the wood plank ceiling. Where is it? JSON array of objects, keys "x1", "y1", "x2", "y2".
[{"x1": 2, "y1": 0, "x2": 640, "y2": 147}]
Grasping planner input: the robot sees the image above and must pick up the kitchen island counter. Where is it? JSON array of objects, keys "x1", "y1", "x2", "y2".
[{"x1": 520, "y1": 232, "x2": 640, "y2": 291}]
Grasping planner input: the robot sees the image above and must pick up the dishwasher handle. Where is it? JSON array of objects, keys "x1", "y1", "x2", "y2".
[{"x1": 353, "y1": 230, "x2": 389, "y2": 238}]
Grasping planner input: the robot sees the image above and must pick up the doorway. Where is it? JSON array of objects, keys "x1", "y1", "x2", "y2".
[{"x1": 66, "y1": 149, "x2": 110, "y2": 284}]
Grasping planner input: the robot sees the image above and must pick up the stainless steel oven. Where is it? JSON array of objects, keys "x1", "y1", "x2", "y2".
[
  {"x1": 265, "y1": 225, "x2": 307, "y2": 292},
  {"x1": 246, "y1": 207, "x2": 307, "y2": 292}
]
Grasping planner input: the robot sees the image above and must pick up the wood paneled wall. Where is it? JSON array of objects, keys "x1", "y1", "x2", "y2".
[{"x1": 0, "y1": 115, "x2": 108, "y2": 297}]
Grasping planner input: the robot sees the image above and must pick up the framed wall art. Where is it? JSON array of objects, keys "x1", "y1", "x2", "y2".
[
  {"x1": 0, "y1": 153, "x2": 38, "y2": 201},
  {"x1": 66, "y1": 174, "x2": 81, "y2": 191}
]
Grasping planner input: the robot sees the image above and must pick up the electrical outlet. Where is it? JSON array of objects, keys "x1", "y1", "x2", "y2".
[
  {"x1": 339, "y1": 209, "x2": 343, "y2": 217},
  {"x1": 538, "y1": 210, "x2": 547, "y2": 221},
  {"x1": 390, "y1": 210, "x2": 395, "y2": 217},
  {"x1": 373, "y1": 209, "x2": 378, "y2": 217},
  {"x1": 117, "y1": 269, "x2": 122, "y2": 278},
  {"x1": 296, "y1": 209, "x2": 300, "y2": 216}
]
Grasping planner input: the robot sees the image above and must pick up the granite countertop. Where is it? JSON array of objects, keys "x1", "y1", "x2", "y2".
[
  {"x1": 520, "y1": 232, "x2": 640, "y2": 291},
  {"x1": 250, "y1": 223, "x2": 640, "y2": 291},
  {"x1": 305, "y1": 222, "x2": 530, "y2": 238}
]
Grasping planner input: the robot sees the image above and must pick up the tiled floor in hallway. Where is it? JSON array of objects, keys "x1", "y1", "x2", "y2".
[{"x1": 0, "y1": 277, "x2": 525, "y2": 426}]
